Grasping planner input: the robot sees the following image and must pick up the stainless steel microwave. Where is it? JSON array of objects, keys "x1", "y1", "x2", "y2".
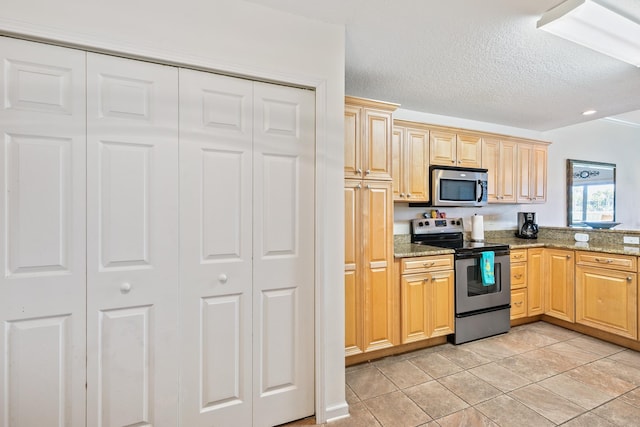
[{"x1": 429, "y1": 165, "x2": 488, "y2": 207}]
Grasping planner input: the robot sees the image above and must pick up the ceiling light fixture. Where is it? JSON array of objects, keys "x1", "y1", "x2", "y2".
[
  {"x1": 582, "y1": 109, "x2": 597, "y2": 115},
  {"x1": 537, "y1": 0, "x2": 640, "y2": 67}
]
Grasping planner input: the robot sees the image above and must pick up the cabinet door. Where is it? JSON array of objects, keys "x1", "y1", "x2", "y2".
[
  {"x1": 344, "y1": 180, "x2": 363, "y2": 355},
  {"x1": 431, "y1": 270, "x2": 455, "y2": 337},
  {"x1": 499, "y1": 141, "x2": 517, "y2": 203},
  {"x1": 531, "y1": 144, "x2": 547, "y2": 203},
  {"x1": 391, "y1": 127, "x2": 404, "y2": 201},
  {"x1": 576, "y1": 267, "x2": 637, "y2": 339},
  {"x1": 0, "y1": 37, "x2": 87, "y2": 427},
  {"x1": 87, "y1": 53, "x2": 180, "y2": 427},
  {"x1": 364, "y1": 109, "x2": 393, "y2": 180},
  {"x1": 430, "y1": 130, "x2": 457, "y2": 166},
  {"x1": 405, "y1": 127, "x2": 429, "y2": 202},
  {"x1": 363, "y1": 181, "x2": 397, "y2": 351},
  {"x1": 544, "y1": 249, "x2": 575, "y2": 322},
  {"x1": 401, "y1": 273, "x2": 430, "y2": 344},
  {"x1": 456, "y1": 133, "x2": 482, "y2": 168},
  {"x1": 482, "y1": 139, "x2": 500, "y2": 203},
  {"x1": 482, "y1": 139, "x2": 516, "y2": 203},
  {"x1": 344, "y1": 104, "x2": 362, "y2": 178},
  {"x1": 527, "y1": 248, "x2": 545, "y2": 316},
  {"x1": 516, "y1": 143, "x2": 533, "y2": 203}
]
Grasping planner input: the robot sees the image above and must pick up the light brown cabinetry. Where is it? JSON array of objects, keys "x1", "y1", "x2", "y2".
[
  {"x1": 527, "y1": 248, "x2": 545, "y2": 316},
  {"x1": 575, "y1": 251, "x2": 638, "y2": 339},
  {"x1": 544, "y1": 248, "x2": 575, "y2": 322},
  {"x1": 344, "y1": 179, "x2": 397, "y2": 355},
  {"x1": 344, "y1": 96, "x2": 398, "y2": 357},
  {"x1": 392, "y1": 121, "x2": 429, "y2": 202},
  {"x1": 517, "y1": 143, "x2": 548, "y2": 203},
  {"x1": 510, "y1": 250, "x2": 528, "y2": 320},
  {"x1": 482, "y1": 138, "x2": 517, "y2": 203},
  {"x1": 399, "y1": 255, "x2": 454, "y2": 343},
  {"x1": 429, "y1": 129, "x2": 482, "y2": 168},
  {"x1": 344, "y1": 96, "x2": 399, "y2": 180}
]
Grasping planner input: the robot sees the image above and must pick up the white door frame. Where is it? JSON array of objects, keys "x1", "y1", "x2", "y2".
[{"x1": 0, "y1": 20, "x2": 344, "y2": 424}]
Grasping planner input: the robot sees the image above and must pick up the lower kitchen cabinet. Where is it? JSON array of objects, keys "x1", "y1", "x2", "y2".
[
  {"x1": 527, "y1": 248, "x2": 545, "y2": 316},
  {"x1": 575, "y1": 252, "x2": 638, "y2": 340},
  {"x1": 510, "y1": 249, "x2": 527, "y2": 320},
  {"x1": 399, "y1": 255, "x2": 454, "y2": 343},
  {"x1": 545, "y1": 248, "x2": 575, "y2": 323}
]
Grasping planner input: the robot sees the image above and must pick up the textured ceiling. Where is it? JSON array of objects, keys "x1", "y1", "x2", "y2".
[{"x1": 245, "y1": 0, "x2": 640, "y2": 131}]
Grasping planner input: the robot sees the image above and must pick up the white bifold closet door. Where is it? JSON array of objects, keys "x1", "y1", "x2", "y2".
[
  {"x1": 179, "y1": 69, "x2": 315, "y2": 427},
  {"x1": 0, "y1": 37, "x2": 87, "y2": 427},
  {"x1": 86, "y1": 53, "x2": 179, "y2": 427}
]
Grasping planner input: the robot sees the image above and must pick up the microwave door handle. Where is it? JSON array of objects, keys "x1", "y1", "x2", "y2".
[{"x1": 477, "y1": 180, "x2": 484, "y2": 202}]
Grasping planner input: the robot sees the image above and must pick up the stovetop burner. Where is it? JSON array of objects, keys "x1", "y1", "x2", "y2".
[{"x1": 410, "y1": 217, "x2": 509, "y2": 255}]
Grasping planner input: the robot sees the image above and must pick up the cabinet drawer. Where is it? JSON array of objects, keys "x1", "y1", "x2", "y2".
[
  {"x1": 510, "y1": 250, "x2": 527, "y2": 263},
  {"x1": 511, "y1": 289, "x2": 527, "y2": 319},
  {"x1": 576, "y1": 251, "x2": 637, "y2": 272},
  {"x1": 401, "y1": 255, "x2": 454, "y2": 274},
  {"x1": 511, "y1": 263, "x2": 527, "y2": 289}
]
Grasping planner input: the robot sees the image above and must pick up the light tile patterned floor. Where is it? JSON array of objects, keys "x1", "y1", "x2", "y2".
[{"x1": 285, "y1": 321, "x2": 640, "y2": 426}]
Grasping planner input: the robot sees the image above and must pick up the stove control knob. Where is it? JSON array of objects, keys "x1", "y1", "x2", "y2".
[
  {"x1": 424, "y1": 221, "x2": 429, "y2": 226},
  {"x1": 418, "y1": 221, "x2": 423, "y2": 227}
]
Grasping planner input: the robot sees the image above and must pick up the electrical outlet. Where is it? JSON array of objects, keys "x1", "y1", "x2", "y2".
[{"x1": 623, "y1": 236, "x2": 640, "y2": 245}]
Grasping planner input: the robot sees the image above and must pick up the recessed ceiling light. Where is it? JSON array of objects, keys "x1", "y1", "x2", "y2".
[{"x1": 582, "y1": 110, "x2": 597, "y2": 116}]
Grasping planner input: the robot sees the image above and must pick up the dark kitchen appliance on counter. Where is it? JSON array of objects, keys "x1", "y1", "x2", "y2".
[
  {"x1": 411, "y1": 218, "x2": 511, "y2": 344},
  {"x1": 516, "y1": 212, "x2": 539, "y2": 239}
]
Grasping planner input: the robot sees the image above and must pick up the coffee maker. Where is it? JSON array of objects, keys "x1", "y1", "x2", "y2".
[{"x1": 516, "y1": 212, "x2": 539, "y2": 239}]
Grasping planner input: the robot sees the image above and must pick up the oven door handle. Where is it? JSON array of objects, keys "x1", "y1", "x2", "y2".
[{"x1": 456, "y1": 250, "x2": 510, "y2": 260}]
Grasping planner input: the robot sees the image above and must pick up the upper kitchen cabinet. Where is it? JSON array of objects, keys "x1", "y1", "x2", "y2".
[
  {"x1": 482, "y1": 138, "x2": 517, "y2": 203},
  {"x1": 429, "y1": 128, "x2": 482, "y2": 168},
  {"x1": 345, "y1": 96, "x2": 399, "y2": 180},
  {"x1": 517, "y1": 142, "x2": 548, "y2": 203},
  {"x1": 392, "y1": 120, "x2": 430, "y2": 202}
]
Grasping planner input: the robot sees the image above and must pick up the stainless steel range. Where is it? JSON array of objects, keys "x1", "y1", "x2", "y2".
[{"x1": 411, "y1": 218, "x2": 511, "y2": 344}]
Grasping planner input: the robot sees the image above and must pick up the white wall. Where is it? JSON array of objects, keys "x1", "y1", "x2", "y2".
[
  {"x1": 393, "y1": 109, "x2": 640, "y2": 234},
  {"x1": 0, "y1": 0, "x2": 347, "y2": 422},
  {"x1": 540, "y1": 119, "x2": 640, "y2": 230}
]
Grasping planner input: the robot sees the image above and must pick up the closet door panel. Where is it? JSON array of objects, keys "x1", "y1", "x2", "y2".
[
  {"x1": 86, "y1": 53, "x2": 179, "y2": 427},
  {"x1": 252, "y1": 83, "x2": 315, "y2": 427},
  {"x1": 179, "y1": 69, "x2": 253, "y2": 427},
  {"x1": 0, "y1": 37, "x2": 86, "y2": 427}
]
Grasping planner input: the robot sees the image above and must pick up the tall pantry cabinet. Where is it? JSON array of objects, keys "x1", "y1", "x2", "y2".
[
  {"x1": 344, "y1": 97, "x2": 398, "y2": 357},
  {"x1": 0, "y1": 36, "x2": 315, "y2": 427}
]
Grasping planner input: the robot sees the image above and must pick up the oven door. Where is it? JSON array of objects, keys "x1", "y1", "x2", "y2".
[{"x1": 455, "y1": 252, "x2": 511, "y2": 314}]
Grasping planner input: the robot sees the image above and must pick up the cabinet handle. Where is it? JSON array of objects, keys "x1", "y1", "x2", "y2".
[
  {"x1": 423, "y1": 277, "x2": 430, "y2": 282},
  {"x1": 218, "y1": 274, "x2": 228, "y2": 284},
  {"x1": 514, "y1": 254, "x2": 524, "y2": 259},
  {"x1": 406, "y1": 193, "x2": 411, "y2": 197},
  {"x1": 423, "y1": 262, "x2": 436, "y2": 267},
  {"x1": 357, "y1": 168, "x2": 362, "y2": 175},
  {"x1": 595, "y1": 258, "x2": 613, "y2": 264},
  {"x1": 120, "y1": 282, "x2": 132, "y2": 294},
  {"x1": 627, "y1": 276, "x2": 633, "y2": 282},
  {"x1": 514, "y1": 274, "x2": 523, "y2": 279},
  {"x1": 514, "y1": 301, "x2": 523, "y2": 306},
  {"x1": 356, "y1": 183, "x2": 361, "y2": 189},
  {"x1": 566, "y1": 255, "x2": 572, "y2": 259},
  {"x1": 366, "y1": 184, "x2": 371, "y2": 189},
  {"x1": 365, "y1": 169, "x2": 371, "y2": 175},
  {"x1": 451, "y1": 160, "x2": 455, "y2": 164},
  {"x1": 400, "y1": 193, "x2": 405, "y2": 197}
]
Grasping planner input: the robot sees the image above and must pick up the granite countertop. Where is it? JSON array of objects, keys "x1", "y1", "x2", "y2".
[
  {"x1": 394, "y1": 243, "x2": 455, "y2": 258},
  {"x1": 489, "y1": 237, "x2": 640, "y2": 256},
  {"x1": 394, "y1": 237, "x2": 640, "y2": 258}
]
